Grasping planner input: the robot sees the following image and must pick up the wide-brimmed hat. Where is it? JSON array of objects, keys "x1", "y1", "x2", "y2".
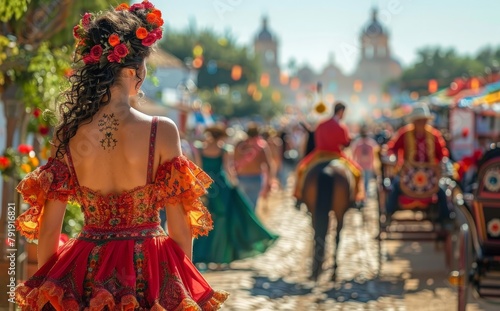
[{"x1": 407, "y1": 104, "x2": 433, "y2": 122}]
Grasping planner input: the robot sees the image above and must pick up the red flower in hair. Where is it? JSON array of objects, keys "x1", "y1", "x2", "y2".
[
  {"x1": 90, "y1": 45, "x2": 103, "y2": 61},
  {"x1": 107, "y1": 52, "x2": 121, "y2": 63},
  {"x1": 82, "y1": 13, "x2": 92, "y2": 29},
  {"x1": 141, "y1": 33, "x2": 157, "y2": 47},
  {"x1": 146, "y1": 13, "x2": 159, "y2": 26},
  {"x1": 136, "y1": 27, "x2": 148, "y2": 39},
  {"x1": 83, "y1": 54, "x2": 98, "y2": 65},
  {"x1": 129, "y1": 3, "x2": 145, "y2": 11},
  {"x1": 108, "y1": 34, "x2": 120, "y2": 47},
  {"x1": 151, "y1": 9, "x2": 162, "y2": 18},
  {"x1": 18, "y1": 144, "x2": 33, "y2": 154},
  {"x1": 115, "y1": 3, "x2": 130, "y2": 11},
  {"x1": 151, "y1": 28, "x2": 163, "y2": 40},
  {"x1": 114, "y1": 44, "x2": 129, "y2": 58},
  {"x1": 73, "y1": 25, "x2": 81, "y2": 39},
  {"x1": 143, "y1": 1, "x2": 154, "y2": 9}
]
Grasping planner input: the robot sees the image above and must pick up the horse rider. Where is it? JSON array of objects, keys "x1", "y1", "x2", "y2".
[
  {"x1": 294, "y1": 101, "x2": 363, "y2": 206},
  {"x1": 384, "y1": 103, "x2": 452, "y2": 227}
]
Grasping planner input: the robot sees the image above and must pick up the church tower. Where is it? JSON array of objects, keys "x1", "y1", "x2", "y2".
[
  {"x1": 351, "y1": 8, "x2": 402, "y2": 111},
  {"x1": 361, "y1": 8, "x2": 391, "y2": 60},
  {"x1": 254, "y1": 16, "x2": 280, "y2": 86}
]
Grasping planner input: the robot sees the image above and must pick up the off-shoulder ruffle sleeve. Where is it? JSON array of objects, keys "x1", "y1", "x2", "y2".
[
  {"x1": 15, "y1": 157, "x2": 75, "y2": 242},
  {"x1": 154, "y1": 156, "x2": 214, "y2": 238}
]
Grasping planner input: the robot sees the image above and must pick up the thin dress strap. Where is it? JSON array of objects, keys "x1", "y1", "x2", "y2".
[
  {"x1": 65, "y1": 146, "x2": 80, "y2": 187},
  {"x1": 147, "y1": 116, "x2": 159, "y2": 184}
]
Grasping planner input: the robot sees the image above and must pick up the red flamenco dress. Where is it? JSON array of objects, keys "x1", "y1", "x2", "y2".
[{"x1": 14, "y1": 150, "x2": 229, "y2": 310}]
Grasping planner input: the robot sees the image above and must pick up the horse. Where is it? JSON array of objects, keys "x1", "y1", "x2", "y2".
[{"x1": 298, "y1": 126, "x2": 356, "y2": 281}]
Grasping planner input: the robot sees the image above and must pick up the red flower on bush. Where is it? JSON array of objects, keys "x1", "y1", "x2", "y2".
[
  {"x1": 33, "y1": 108, "x2": 41, "y2": 118},
  {"x1": 64, "y1": 68, "x2": 74, "y2": 78},
  {"x1": 18, "y1": 144, "x2": 33, "y2": 155},
  {"x1": 38, "y1": 125, "x2": 50, "y2": 136},
  {"x1": 0, "y1": 156, "x2": 11, "y2": 170}
]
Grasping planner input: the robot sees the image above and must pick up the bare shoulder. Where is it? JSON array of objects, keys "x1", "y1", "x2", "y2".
[{"x1": 155, "y1": 116, "x2": 182, "y2": 160}]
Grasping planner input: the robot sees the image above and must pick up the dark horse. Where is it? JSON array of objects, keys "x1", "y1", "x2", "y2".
[{"x1": 299, "y1": 123, "x2": 355, "y2": 281}]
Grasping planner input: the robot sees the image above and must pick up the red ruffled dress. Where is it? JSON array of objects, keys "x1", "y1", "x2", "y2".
[{"x1": 14, "y1": 119, "x2": 228, "y2": 310}]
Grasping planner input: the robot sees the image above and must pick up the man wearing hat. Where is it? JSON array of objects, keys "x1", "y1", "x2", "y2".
[{"x1": 385, "y1": 103, "x2": 451, "y2": 225}]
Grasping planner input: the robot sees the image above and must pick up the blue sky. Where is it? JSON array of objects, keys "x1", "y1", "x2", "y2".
[{"x1": 147, "y1": 0, "x2": 500, "y2": 74}]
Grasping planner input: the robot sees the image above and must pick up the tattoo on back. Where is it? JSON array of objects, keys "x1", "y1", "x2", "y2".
[{"x1": 98, "y1": 113, "x2": 119, "y2": 150}]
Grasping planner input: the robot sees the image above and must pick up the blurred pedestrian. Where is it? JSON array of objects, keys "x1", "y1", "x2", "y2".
[
  {"x1": 233, "y1": 122, "x2": 275, "y2": 210},
  {"x1": 352, "y1": 126, "x2": 379, "y2": 201},
  {"x1": 193, "y1": 125, "x2": 278, "y2": 265}
]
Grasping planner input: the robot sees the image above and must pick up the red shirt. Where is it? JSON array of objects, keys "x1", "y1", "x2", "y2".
[
  {"x1": 314, "y1": 117, "x2": 350, "y2": 153},
  {"x1": 388, "y1": 124, "x2": 449, "y2": 163}
]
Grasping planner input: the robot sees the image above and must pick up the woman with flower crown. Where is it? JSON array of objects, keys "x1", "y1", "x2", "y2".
[{"x1": 14, "y1": 1, "x2": 228, "y2": 310}]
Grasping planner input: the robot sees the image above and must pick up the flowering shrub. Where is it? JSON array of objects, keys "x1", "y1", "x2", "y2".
[{"x1": 0, "y1": 144, "x2": 40, "y2": 180}]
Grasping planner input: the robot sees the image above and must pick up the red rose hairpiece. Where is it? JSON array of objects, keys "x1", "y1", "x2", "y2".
[{"x1": 73, "y1": 0, "x2": 164, "y2": 66}]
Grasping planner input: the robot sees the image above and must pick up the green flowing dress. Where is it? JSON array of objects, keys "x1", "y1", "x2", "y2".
[{"x1": 193, "y1": 150, "x2": 278, "y2": 264}]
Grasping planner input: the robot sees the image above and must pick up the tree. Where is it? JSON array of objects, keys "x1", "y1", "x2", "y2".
[
  {"x1": 395, "y1": 46, "x2": 500, "y2": 96},
  {"x1": 160, "y1": 27, "x2": 283, "y2": 119}
]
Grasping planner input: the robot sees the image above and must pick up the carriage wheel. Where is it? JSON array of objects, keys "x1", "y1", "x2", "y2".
[{"x1": 449, "y1": 223, "x2": 471, "y2": 311}]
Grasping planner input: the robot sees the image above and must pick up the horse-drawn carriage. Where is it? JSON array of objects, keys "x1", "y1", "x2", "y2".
[
  {"x1": 376, "y1": 146, "x2": 459, "y2": 275},
  {"x1": 377, "y1": 152, "x2": 457, "y2": 238},
  {"x1": 449, "y1": 144, "x2": 500, "y2": 310}
]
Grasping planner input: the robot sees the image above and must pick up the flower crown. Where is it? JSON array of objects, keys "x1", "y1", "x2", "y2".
[{"x1": 73, "y1": 1, "x2": 164, "y2": 66}]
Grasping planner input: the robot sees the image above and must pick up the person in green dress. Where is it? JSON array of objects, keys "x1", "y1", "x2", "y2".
[{"x1": 193, "y1": 124, "x2": 278, "y2": 265}]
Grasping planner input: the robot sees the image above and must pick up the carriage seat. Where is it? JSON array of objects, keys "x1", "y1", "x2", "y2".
[{"x1": 399, "y1": 194, "x2": 437, "y2": 210}]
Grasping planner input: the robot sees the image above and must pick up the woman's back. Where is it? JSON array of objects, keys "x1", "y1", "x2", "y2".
[
  {"x1": 68, "y1": 109, "x2": 180, "y2": 195},
  {"x1": 69, "y1": 111, "x2": 156, "y2": 195}
]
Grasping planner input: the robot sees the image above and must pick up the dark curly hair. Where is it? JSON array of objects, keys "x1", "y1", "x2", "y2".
[{"x1": 54, "y1": 9, "x2": 156, "y2": 159}]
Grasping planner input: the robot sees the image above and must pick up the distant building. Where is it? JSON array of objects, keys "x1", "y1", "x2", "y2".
[
  {"x1": 252, "y1": 8, "x2": 402, "y2": 119},
  {"x1": 253, "y1": 16, "x2": 281, "y2": 86},
  {"x1": 140, "y1": 49, "x2": 199, "y2": 133},
  {"x1": 350, "y1": 8, "x2": 402, "y2": 111}
]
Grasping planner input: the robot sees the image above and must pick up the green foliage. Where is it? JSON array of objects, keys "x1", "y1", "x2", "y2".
[
  {"x1": 21, "y1": 43, "x2": 71, "y2": 112},
  {"x1": 50, "y1": 0, "x2": 116, "y2": 47},
  {"x1": 161, "y1": 27, "x2": 283, "y2": 119},
  {"x1": 63, "y1": 202, "x2": 84, "y2": 238},
  {"x1": 397, "y1": 46, "x2": 500, "y2": 94},
  {"x1": 0, "y1": 0, "x2": 31, "y2": 22},
  {"x1": 161, "y1": 28, "x2": 258, "y2": 88},
  {"x1": 199, "y1": 85, "x2": 283, "y2": 119},
  {"x1": 0, "y1": 146, "x2": 40, "y2": 181}
]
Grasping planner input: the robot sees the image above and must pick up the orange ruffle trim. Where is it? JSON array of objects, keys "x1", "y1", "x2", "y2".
[
  {"x1": 16, "y1": 281, "x2": 229, "y2": 311},
  {"x1": 15, "y1": 157, "x2": 75, "y2": 243},
  {"x1": 155, "y1": 156, "x2": 214, "y2": 238}
]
